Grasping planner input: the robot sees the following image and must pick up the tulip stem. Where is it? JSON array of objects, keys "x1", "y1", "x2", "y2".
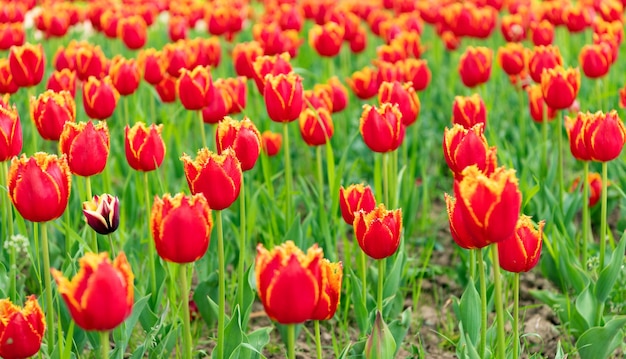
[
  {"x1": 382, "y1": 153, "x2": 390, "y2": 206},
  {"x1": 360, "y1": 248, "x2": 367, "y2": 304},
  {"x1": 237, "y1": 177, "x2": 246, "y2": 314},
  {"x1": 557, "y1": 113, "x2": 564, "y2": 208},
  {"x1": 283, "y1": 123, "x2": 293, "y2": 229},
  {"x1": 100, "y1": 331, "x2": 109, "y2": 359},
  {"x1": 287, "y1": 323, "x2": 296, "y2": 359},
  {"x1": 124, "y1": 93, "x2": 130, "y2": 126},
  {"x1": 477, "y1": 248, "x2": 487, "y2": 358},
  {"x1": 518, "y1": 89, "x2": 526, "y2": 157},
  {"x1": 513, "y1": 272, "x2": 520, "y2": 359},
  {"x1": 180, "y1": 263, "x2": 193, "y2": 359},
  {"x1": 199, "y1": 110, "x2": 207, "y2": 149},
  {"x1": 144, "y1": 172, "x2": 157, "y2": 300},
  {"x1": 469, "y1": 249, "x2": 475, "y2": 280},
  {"x1": 316, "y1": 146, "x2": 333, "y2": 260},
  {"x1": 41, "y1": 222, "x2": 55, "y2": 355},
  {"x1": 541, "y1": 110, "x2": 548, "y2": 178},
  {"x1": 599, "y1": 162, "x2": 608, "y2": 270},
  {"x1": 582, "y1": 161, "x2": 590, "y2": 267},
  {"x1": 377, "y1": 259, "x2": 385, "y2": 313},
  {"x1": 491, "y1": 244, "x2": 506, "y2": 359},
  {"x1": 86, "y1": 176, "x2": 97, "y2": 252},
  {"x1": 1, "y1": 162, "x2": 16, "y2": 302},
  {"x1": 314, "y1": 320, "x2": 323, "y2": 359},
  {"x1": 216, "y1": 210, "x2": 225, "y2": 359}
]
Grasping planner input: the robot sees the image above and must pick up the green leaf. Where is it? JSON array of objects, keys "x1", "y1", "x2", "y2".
[
  {"x1": 348, "y1": 269, "x2": 370, "y2": 333},
  {"x1": 459, "y1": 281, "x2": 481, "y2": 346},
  {"x1": 193, "y1": 273, "x2": 219, "y2": 328},
  {"x1": 382, "y1": 248, "x2": 405, "y2": 308},
  {"x1": 575, "y1": 285, "x2": 599, "y2": 331},
  {"x1": 387, "y1": 308, "x2": 411, "y2": 356},
  {"x1": 595, "y1": 233, "x2": 626, "y2": 303},
  {"x1": 365, "y1": 311, "x2": 396, "y2": 359},
  {"x1": 219, "y1": 306, "x2": 244, "y2": 359},
  {"x1": 576, "y1": 316, "x2": 626, "y2": 359}
]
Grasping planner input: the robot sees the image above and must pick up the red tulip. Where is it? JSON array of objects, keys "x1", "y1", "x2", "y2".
[
  {"x1": 497, "y1": 216, "x2": 544, "y2": 273},
  {"x1": 0, "y1": 296, "x2": 45, "y2": 359},
  {"x1": 299, "y1": 107, "x2": 334, "y2": 146},
  {"x1": 263, "y1": 72, "x2": 304, "y2": 123},
  {"x1": 216, "y1": 117, "x2": 262, "y2": 171},
  {"x1": 338, "y1": 184, "x2": 376, "y2": 225},
  {"x1": 443, "y1": 124, "x2": 497, "y2": 180},
  {"x1": 458, "y1": 46, "x2": 492, "y2": 88},
  {"x1": 109, "y1": 56, "x2": 141, "y2": 96},
  {"x1": 9, "y1": 43, "x2": 45, "y2": 88},
  {"x1": 451, "y1": 94, "x2": 487, "y2": 130},
  {"x1": 359, "y1": 103, "x2": 404, "y2": 153},
  {"x1": 83, "y1": 76, "x2": 119, "y2": 120},
  {"x1": 541, "y1": 66, "x2": 580, "y2": 110},
  {"x1": 353, "y1": 204, "x2": 402, "y2": 260},
  {"x1": 0, "y1": 104, "x2": 22, "y2": 162},
  {"x1": 30, "y1": 90, "x2": 76, "y2": 141},
  {"x1": 261, "y1": 131, "x2": 282, "y2": 156},
  {"x1": 378, "y1": 81, "x2": 420, "y2": 126},
  {"x1": 177, "y1": 66, "x2": 213, "y2": 111},
  {"x1": 59, "y1": 121, "x2": 109, "y2": 177},
  {"x1": 124, "y1": 122, "x2": 166, "y2": 172}
]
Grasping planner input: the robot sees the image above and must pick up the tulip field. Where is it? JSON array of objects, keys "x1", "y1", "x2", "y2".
[{"x1": 3, "y1": 0, "x2": 626, "y2": 358}]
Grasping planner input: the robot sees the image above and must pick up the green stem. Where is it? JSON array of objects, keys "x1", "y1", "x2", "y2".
[
  {"x1": 86, "y1": 176, "x2": 97, "y2": 252},
  {"x1": 124, "y1": 94, "x2": 130, "y2": 125},
  {"x1": 477, "y1": 248, "x2": 487, "y2": 358},
  {"x1": 557, "y1": 112, "x2": 564, "y2": 208},
  {"x1": 377, "y1": 259, "x2": 385, "y2": 313},
  {"x1": 237, "y1": 177, "x2": 246, "y2": 312},
  {"x1": 541, "y1": 111, "x2": 548, "y2": 178},
  {"x1": 360, "y1": 248, "x2": 367, "y2": 303},
  {"x1": 599, "y1": 162, "x2": 608, "y2": 270},
  {"x1": 199, "y1": 110, "x2": 207, "y2": 149},
  {"x1": 100, "y1": 331, "x2": 109, "y2": 359},
  {"x1": 491, "y1": 244, "x2": 506, "y2": 359},
  {"x1": 216, "y1": 210, "x2": 225, "y2": 359},
  {"x1": 582, "y1": 161, "x2": 590, "y2": 267},
  {"x1": 469, "y1": 249, "x2": 476, "y2": 280},
  {"x1": 150, "y1": 89, "x2": 156, "y2": 122},
  {"x1": 2, "y1": 162, "x2": 16, "y2": 302},
  {"x1": 180, "y1": 263, "x2": 193, "y2": 359},
  {"x1": 513, "y1": 272, "x2": 520, "y2": 359},
  {"x1": 283, "y1": 123, "x2": 293, "y2": 229},
  {"x1": 108, "y1": 234, "x2": 116, "y2": 257},
  {"x1": 314, "y1": 320, "x2": 323, "y2": 359},
  {"x1": 518, "y1": 89, "x2": 526, "y2": 157},
  {"x1": 144, "y1": 172, "x2": 157, "y2": 298},
  {"x1": 41, "y1": 222, "x2": 55, "y2": 355},
  {"x1": 316, "y1": 146, "x2": 333, "y2": 260},
  {"x1": 287, "y1": 323, "x2": 295, "y2": 359},
  {"x1": 382, "y1": 153, "x2": 389, "y2": 205}
]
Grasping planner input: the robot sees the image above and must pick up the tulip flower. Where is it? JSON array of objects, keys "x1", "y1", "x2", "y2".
[
  {"x1": 138, "y1": 48, "x2": 166, "y2": 85},
  {"x1": 571, "y1": 172, "x2": 604, "y2": 208},
  {"x1": 216, "y1": 117, "x2": 261, "y2": 171},
  {"x1": 46, "y1": 68, "x2": 77, "y2": 97},
  {"x1": 564, "y1": 4, "x2": 591, "y2": 33},
  {"x1": 222, "y1": 76, "x2": 247, "y2": 114},
  {"x1": 530, "y1": 20, "x2": 554, "y2": 46},
  {"x1": 263, "y1": 72, "x2": 304, "y2": 123},
  {"x1": 581, "y1": 110, "x2": 626, "y2": 162},
  {"x1": 83, "y1": 76, "x2": 120, "y2": 120},
  {"x1": 125, "y1": 122, "x2": 166, "y2": 172},
  {"x1": 443, "y1": 124, "x2": 497, "y2": 180},
  {"x1": 339, "y1": 184, "x2": 376, "y2": 225},
  {"x1": 376, "y1": 61, "x2": 403, "y2": 84},
  {"x1": 527, "y1": 84, "x2": 557, "y2": 123},
  {"x1": 528, "y1": 45, "x2": 562, "y2": 83},
  {"x1": 0, "y1": 59, "x2": 18, "y2": 95},
  {"x1": 378, "y1": 81, "x2": 420, "y2": 126},
  {"x1": 109, "y1": 56, "x2": 141, "y2": 96},
  {"x1": 445, "y1": 166, "x2": 521, "y2": 249},
  {"x1": 8, "y1": 153, "x2": 71, "y2": 222},
  {"x1": 347, "y1": 66, "x2": 380, "y2": 100},
  {"x1": 541, "y1": 66, "x2": 580, "y2": 110},
  {"x1": 497, "y1": 42, "x2": 526, "y2": 77},
  {"x1": 298, "y1": 108, "x2": 334, "y2": 146},
  {"x1": 311, "y1": 259, "x2": 343, "y2": 321},
  {"x1": 0, "y1": 296, "x2": 45, "y2": 359},
  {"x1": 181, "y1": 148, "x2": 242, "y2": 210},
  {"x1": 30, "y1": 90, "x2": 76, "y2": 141},
  {"x1": 83, "y1": 194, "x2": 120, "y2": 235},
  {"x1": 154, "y1": 74, "x2": 177, "y2": 103},
  {"x1": 201, "y1": 81, "x2": 232, "y2": 124},
  {"x1": 261, "y1": 130, "x2": 282, "y2": 156},
  {"x1": 52, "y1": 252, "x2": 134, "y2": 331},
  {"x1": 458, "y1": 46, "x2": 493, "y2": 88},
  {"x1": 579, "y1": 43, "x2": 611, "y2": 79},
  {"x1": 177, "y1": 66, "x2": 213, "y2": 111},
  {"x1": 163, "y1": 41, "x2": 190, "y2": 78},
  {"x1": 402, "y1": 58, "x2": 431, "y2": 92},
  {"x1": 232, "y1": 41, "x2": 264, "y2": 79},
  {"x1": 0, "y1": 22, "x2": 25, "y2": 51},
  {"x1": 349, "y1": 25, "x2": 367, "y2": 53},
  {"x1": 324, "y1": 77, "x2": 348, "y2": 113},
  {"x1": 500, "y1": 13, "x2": 526, "y2": 42},
  {"x1": 359, "y1": 103, "x2": 404, "y2": 153},
  {"x1": 255, "y1": 241, "x2": 324, "y2": 324},
  {"x1": 0, "y1": 104, "x2": 22, "y2": 162},
  {"x1": 151, "y1": 193, "x2": 212, "y2": 263},
  {"x1": 9, "y1": 43, "x2": 45, "y2": 88},
  {"x1": 59, "y1": 121, "x2": 109, "y2": 177},
  {"x1": 118, "y1": 15, "x2": 147, "y2": 50},
  {"x1": 353, "y1": 204, "x2": 402, "y2": 260},
  {"x1": 451, "y1": 94, "x2": 486, "y2": 130},
  {"x1": 309, "y1": 22, "x2": 344, "y2": 57},
  {"x1": 497, "y1": 216, "x2": 544, "y2": 273},
  {"x1": 74, "y1": 44, "x2": 107, "y2": 81}
]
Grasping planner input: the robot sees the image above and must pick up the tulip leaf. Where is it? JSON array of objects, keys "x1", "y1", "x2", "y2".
[
  {"x1": 348, "y1": 269, "x2": 371, "y2": 333},
  {"x1": 112, "y1": 294, "x2": 151, "y2": 354},
  {"x1": 219, "y1": 306, "x2": 244, "y2": 359},
  {"x1": 151, "y1": 323, "x2": 178, "y2": 359},
  {"x1": 576, "y1": 316, "x2": 626, "y2": 359},
  {"x1": 383, "y1": 248, "x2": 406, "y2": 315},
  {"x1": 193, "y1": 273, "x2": 219, "y2": 328},
  {"x1": 575, "y1": 284, "x2": 598, "y2": 332},
  {"x1": 458, "y1": 281, "x2": 481, "y2": 346},
  {"x1": 595, "y1": 233, "x2": 626, "y2": 304},
  {"x1": 387, "y1": 308, "x2": 411, "y2": 356}
]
